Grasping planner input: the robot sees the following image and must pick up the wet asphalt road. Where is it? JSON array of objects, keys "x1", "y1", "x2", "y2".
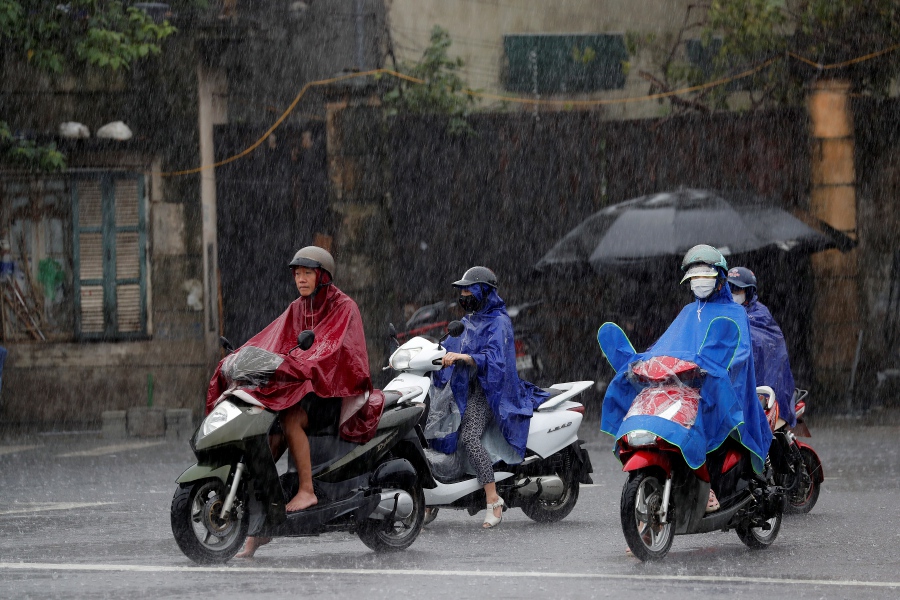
[{"x1": 0, "y1": 421, "x2": 898, "y2": 600}]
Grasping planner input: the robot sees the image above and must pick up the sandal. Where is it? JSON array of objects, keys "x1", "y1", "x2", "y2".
[
  {"x1": 706, "y1": 489, "x2": 720, "y2": 513},
  {"x1": 483, "y1": 497, "x2": 505, "y2": 529}
]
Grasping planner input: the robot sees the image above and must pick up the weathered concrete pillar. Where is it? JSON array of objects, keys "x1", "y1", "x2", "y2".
[
  {"x1": 807, "y1": 79, "x2": 860, "y2": 407},
  {"x1": 197, "y1": 65, "x2": 228, "y2": 372}
]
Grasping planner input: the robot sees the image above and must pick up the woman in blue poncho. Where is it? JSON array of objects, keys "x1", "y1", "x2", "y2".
[
  {"x1": 431, "y1": 266, "x2": 549, "y2": 528},
  {"x1": 599, "y1": 245, "x2": 772, "y2": 513}
]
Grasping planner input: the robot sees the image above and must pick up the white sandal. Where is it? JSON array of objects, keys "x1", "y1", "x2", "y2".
[{"x1": 483, "y1": 497, "x2": 505, "y2": 528}]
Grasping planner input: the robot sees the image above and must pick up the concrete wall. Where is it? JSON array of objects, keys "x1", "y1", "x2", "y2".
[{"x1": 386, "y1": 0, "x2": 696, "y2": 120}]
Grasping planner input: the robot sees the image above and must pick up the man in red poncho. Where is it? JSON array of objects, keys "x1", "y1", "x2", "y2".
[{"x1": 205, "y1": 246, "x2": 377, "y2": 558}]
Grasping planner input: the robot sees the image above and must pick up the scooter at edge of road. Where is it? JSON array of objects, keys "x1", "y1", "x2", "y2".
[
  {"x1": 598, "y1": 319, "x2": 784, "y2": 562},
  {"x1": 383, "y1": 320, "x2": 594, "y2": 525},
  {"x1": 170, "y1": 330, "x2": 435, "y2": 565},
  {"x1": 757, "y1": 386, "x2": 824, "y2": 514}
]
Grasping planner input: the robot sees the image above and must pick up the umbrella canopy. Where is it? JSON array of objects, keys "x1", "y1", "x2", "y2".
[{"x1": 535, "y1": 188, "x2": 846, "y2": 274}]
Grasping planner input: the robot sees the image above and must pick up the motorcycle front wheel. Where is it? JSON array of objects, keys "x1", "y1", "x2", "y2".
[
  {"x1": 736, "y1": 511, "x2": 782, "y2": 549},
  {"x1": 170, "y1": 479, "x2": 248, "y2": 564},
  {"x1": 620, "y1": 470, "x2": 674, "y2": 561},
  {"x1": 785, "y1": 447, "x2": 821, "y2": 514},
  {"x1": 357, "y1": 479, "x2": 425, "y2": 552}
]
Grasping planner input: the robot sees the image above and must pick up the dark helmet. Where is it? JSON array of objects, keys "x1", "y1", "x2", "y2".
[
  {"x1": 288, "y1": 246, "x2": 335, "y2": 277},
  {"x1": 727, "y1": 266, "x2": 757, "y2": 291},
  {"x1": 452, "y1": 266, "x2": 498, "y2": 289}
]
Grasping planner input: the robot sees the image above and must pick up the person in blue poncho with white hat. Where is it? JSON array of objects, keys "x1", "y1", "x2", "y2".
[
  {"x1": 598, "y1": 244, "x2": 772, "y2": 513},
  {"x1": 431, "y1": 266, "x2": 549, "y2": 528}
]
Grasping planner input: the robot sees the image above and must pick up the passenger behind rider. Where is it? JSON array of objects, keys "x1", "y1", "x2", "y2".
[
  {"x1": 728, "y1": 266, "x2": 797, "y2": 427},
  {"x1": 431, "y1": 266, "x2": 549, "y2": 528}
]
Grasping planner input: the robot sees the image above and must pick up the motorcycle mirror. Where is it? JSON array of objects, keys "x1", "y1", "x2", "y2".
[
  {"x1": 219, "y1": 336, "x2": 235, "y2": 354},
  {"x1": 388, "y1": 323, "x2": 400, "y2": 348},
  {"x1": 437, "y1": 320, "x2": 465, "y2": 348},
  {"x1": 447, "y1": 321, "x2": 464, "y2": 337},
  {"x1": 297, "y1": 330, "x2": 315, "y2": 351}
]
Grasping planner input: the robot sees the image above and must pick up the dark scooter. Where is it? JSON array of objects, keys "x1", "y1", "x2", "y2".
[
  {"x1": 757, "y1": 386, "x2": 824, "y2": 514},
  {"x1": 170, "y1": 331, "x2": 434, "y2": 564}
]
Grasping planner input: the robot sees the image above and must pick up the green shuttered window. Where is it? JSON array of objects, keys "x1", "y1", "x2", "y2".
[
  {"x1": 504, "y1": 34, "x2": 628, "y2": 94},
  {"x1": 72, "y1": 173, "x2": 148, "y2": 339}
]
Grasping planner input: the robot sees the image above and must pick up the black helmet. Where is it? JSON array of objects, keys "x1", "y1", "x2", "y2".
[
  {"x1": 727, "y1": 266, "x2": 757, "y2": 291},
  {"x1": 452, "y1": 266, "x2": 497, "y2": 289},
  {"x1": 288, "y1": 246, "x2": 335, "y2": 277}
]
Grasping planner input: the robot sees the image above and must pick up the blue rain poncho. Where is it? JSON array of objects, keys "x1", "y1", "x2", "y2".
[
  {"x1": 430, "y1": 285, "x2": 549, "y2": 460},
  {"x1": 746, "y1": 296, "x2": 796, "y2": 427},
  {"x1": 598, "y1": 284, "x2": 772, "y2": 473}
]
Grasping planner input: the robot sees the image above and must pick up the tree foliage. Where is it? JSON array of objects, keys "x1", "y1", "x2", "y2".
[
  {"x1": 0, "y1": 1, "x2": 183, "y2": 170},
  {"x1": 628, "y1": 0, "x2": 900, "y2": 114},
  {"x1": 382, "y1": 25, "x2": 477, "y2": 135}
]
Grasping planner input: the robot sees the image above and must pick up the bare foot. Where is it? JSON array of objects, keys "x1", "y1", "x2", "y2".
[
  {"x1": 285, "y1": 489, "x2": 318, "y2": 512},
  {"x1": 234, "y1": 536, "x2": 271, "y2": 559}
]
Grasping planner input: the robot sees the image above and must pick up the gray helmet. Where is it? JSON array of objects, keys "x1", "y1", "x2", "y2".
[
  {"x1": 681, "y1": 244, "x2": 728, "y2": 272},
  {"x1": 452, "y1": 266, "x2": 497, "y2": 289},
  {"x1": 288, "y1": 246, "x2": 335, "y2": 277}
]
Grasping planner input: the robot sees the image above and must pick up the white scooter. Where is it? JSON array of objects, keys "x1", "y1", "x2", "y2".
[{"x1": 384, "y1": 321, "x2": 594, "y2": 523}]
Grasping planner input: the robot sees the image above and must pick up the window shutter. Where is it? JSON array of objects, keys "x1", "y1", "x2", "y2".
[
  {"x1": 75, "y1": 179, "x2": 106, "y2": 334},
  {"x1": 73, "y1": 173, "x2": 147, "y2": 339},
  {"x1": 114, "y1": 179, "x2": 143, "y2": 333}
]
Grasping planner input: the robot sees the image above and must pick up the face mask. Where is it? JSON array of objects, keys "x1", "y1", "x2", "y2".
[
  {"x1": 690, "y1": 278, "x2": 716, "y2": 299},
  {"x1": 459, "y1": 294, "x2": 481, "y2": 313},
  {"x1": 732, "y1": 291, "x2": 746, "y2": 305}
]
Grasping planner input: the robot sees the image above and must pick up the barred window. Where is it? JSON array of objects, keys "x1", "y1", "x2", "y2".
[{"x1": 503, "y1": 34, "x2": 628, "y2": 94}]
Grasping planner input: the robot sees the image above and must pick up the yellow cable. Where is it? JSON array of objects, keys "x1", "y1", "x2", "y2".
[{"x1": 788, "y1": 42, "x2": 900, "y2": 70}]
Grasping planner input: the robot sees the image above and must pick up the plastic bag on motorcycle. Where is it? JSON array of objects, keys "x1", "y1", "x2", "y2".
[{"x1": 424, "y1": 384, "x2": 461, "y2": 448}]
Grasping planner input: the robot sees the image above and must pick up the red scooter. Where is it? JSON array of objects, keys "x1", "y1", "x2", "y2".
[
  {"x1": 600, "y1": 321, "x2": 784, "y2": 562},
  {"x1": 757, "y1": 386, "x2": 824, "y2": 514}
]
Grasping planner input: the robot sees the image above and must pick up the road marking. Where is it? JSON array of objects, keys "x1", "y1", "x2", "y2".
[
  {"x1": 58, "y1": 441, "x2": 165, "y2": 457},
  {"x1": 0, "y1": 502, "x2": 116, "y2": 516},
  {"x1": 0, "y1": 445, "x2": 40, "y2": 456},
  {"x1": 0, "y1": 562, "x2": 897, "y2": 589}
]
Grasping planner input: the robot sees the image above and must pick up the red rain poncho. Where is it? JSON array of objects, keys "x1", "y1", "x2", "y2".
[{"x1": 205, "y1": 282, "x2": 382, "y2": 443}]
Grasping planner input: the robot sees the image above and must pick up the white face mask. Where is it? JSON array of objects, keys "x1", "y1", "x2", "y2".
[
  {"x1": 690, "y1": 278, "x2": 716, "y2": 299},
  {"x1": 732, "y1": 291, "x2": 746, "y2": 305}
]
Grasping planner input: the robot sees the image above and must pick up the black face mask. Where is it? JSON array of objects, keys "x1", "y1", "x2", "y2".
[{"x1": 458, "y1": 294, "x2": 481, "y2": 313}]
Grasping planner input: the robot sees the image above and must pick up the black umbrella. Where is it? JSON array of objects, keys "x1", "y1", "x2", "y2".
[{"x1": 535, "y1": 188, "x2": 850, "y2": 274}]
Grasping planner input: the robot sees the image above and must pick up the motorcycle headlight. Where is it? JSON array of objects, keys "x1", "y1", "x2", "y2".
[
  {"x1": 201, "y1": 401, "x2": 243, "y2": 437},
  {"x1": 626, "y1": 429, "x2": 658, "y2": 448},
  {"x1": 390, "y1": 347, "x2": 421, "y2": 371}
]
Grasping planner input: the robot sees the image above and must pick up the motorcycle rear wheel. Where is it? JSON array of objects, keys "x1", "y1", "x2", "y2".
[
  {"x1": 170, "y1": 479, "x2": 248, "y2": 565},
  {"x1": 521, "y1": 480, "x2": 580, "y2": 523},
  {"x1": 357, "y1": 480, "x2": 425, "y2": 552},
  {"x1": 620, "y1": 470, "x2": 674, "y2": 561},
  {"x1": 785, "y1": 447, "x2": 821, "y2": 514}
]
